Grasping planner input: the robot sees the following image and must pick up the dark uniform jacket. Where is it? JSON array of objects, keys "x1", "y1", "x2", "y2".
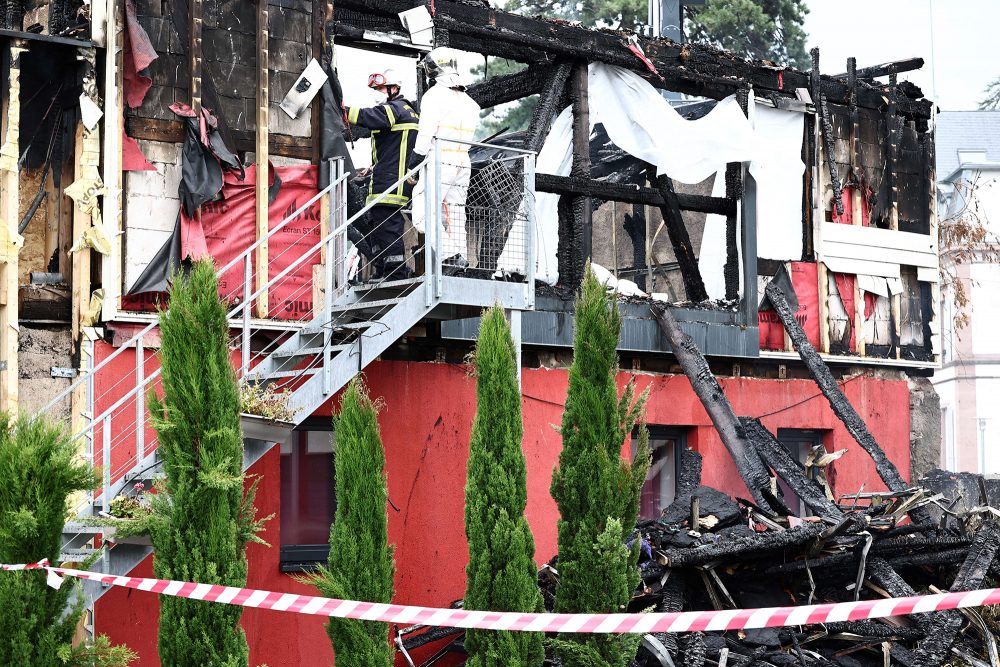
[{"x1": 345, "y1": 98, "x2": 420, "y2": 206}]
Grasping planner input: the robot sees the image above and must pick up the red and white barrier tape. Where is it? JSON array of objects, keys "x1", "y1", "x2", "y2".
[{"x1": 5, "y1": 560, "x2": 1000, "y2": 633}]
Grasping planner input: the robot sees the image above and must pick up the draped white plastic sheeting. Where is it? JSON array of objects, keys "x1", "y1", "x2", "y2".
[{"x1": 512, "y1": 62, "x2": 763, "y2": 285}]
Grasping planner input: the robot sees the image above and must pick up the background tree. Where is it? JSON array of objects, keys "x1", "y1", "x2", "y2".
[
  {"x1": 550, "y1": 266, "x2": 651, "y2": 666},
  {"x1": 148, "y1": 260, "x2": 267, "y2": 667},
  {"x1": 477, "y1": 0, "x2": 809, "y2": 131},
  {"x1": 464, "y1": 306, "x2": 545, "y2": 667},
  {"x1": 302, "y1": 379, "x2": 395, "y2": 667},
  {"x1": 0, "y1": 413, "x2": 135, "y2": 666},
  {"x1": 980, "y1": 79, "x2": 1000, "y2": 110}
]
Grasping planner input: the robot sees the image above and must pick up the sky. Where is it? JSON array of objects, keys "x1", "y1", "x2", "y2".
[{"x1": 802, "y1": 0, "x2": 995, "y2": 111}]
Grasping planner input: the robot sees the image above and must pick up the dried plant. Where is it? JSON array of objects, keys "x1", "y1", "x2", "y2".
[
  {"x1": 939, "y1": 175, "x2": 1000, "y2": 338},
  {"x1": 239, "y1": 380, "x2": 297, "y2": 422}
]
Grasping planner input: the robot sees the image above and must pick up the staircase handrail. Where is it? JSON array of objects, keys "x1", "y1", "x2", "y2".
[
  {"x1": 36, "y1": 166, "x2": 351, "y2": 418},
  {"x1": 66, "y1": 158, "x2": 432, "y2": 441}
]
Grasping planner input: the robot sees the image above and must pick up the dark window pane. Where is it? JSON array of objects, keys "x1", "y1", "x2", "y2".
[
  {"x1": 636, "y1": 431, "x2": 682, "y2": 521},
  {"x1": 280, "y1": 430, "x2": 336, "y2": 548}
]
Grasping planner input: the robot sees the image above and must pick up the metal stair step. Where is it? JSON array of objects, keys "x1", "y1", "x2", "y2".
[
  {"x1": 349, "y1": 277, "x2": 425, "y2": 292},
  {"x1": 330, "y1": 297, "x2": 406, "y2": 313},
  {"x1": 64, "y1": 522, "x2": 111, "y2": 535},
  {"x1": 258, "y1": 367, "x2": 323, "y2": 381},
  {"x1": 270, "y1": 344, "x2": 349, "y2": 360},
  {"x1": 300, "y1": 321, "x2": 374, "y2": 336},
  {"x1": 60, "y1": 548, "x2": 98, "y2": 562}
]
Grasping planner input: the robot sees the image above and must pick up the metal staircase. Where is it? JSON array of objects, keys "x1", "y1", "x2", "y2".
[{"x1": 43, "y1": 139, "x2": 537, "y2": 611}]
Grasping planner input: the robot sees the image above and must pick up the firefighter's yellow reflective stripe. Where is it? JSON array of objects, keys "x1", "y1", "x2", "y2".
[
  {"x1": 389, "y1": 123, "x2": 420, "y2": 131},
  {"x1": 348, "y1": 106, "x2": 360, "y2": 124},
  {"x1": 369, "y1": 138, "x2": 378, "y2": 197},
  {"x1": 367, "y1": 193, "x2": 410, "y2": 206},
  {"x1": 396, "y1": 129, "x2": 411, "y2": 197},
  {"x1": 384, "y1": 104, "x2": 396, "y2": 126}
]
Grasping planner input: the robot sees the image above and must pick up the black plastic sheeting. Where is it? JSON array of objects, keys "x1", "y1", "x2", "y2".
[{"x1": 319, "y1": 61, "x2": 355, "y2": 187}]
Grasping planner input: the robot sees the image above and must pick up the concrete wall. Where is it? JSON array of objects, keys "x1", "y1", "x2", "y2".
[
  {"x1": 93, "y1": 351, "x2": 913, "y2": 666},
  {"x1": 123, "y1": 140, "x2": 182, "y2": 294},
  {"x1": 18, "y1": 325, "x2": 72, "y2": 421}
]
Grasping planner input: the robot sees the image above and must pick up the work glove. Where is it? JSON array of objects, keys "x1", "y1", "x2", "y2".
[{"x1": 406, "y1": 151, "x2": 426, "y2": 185}]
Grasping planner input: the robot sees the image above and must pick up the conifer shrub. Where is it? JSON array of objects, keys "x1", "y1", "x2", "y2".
[
  {"x1": 464, "y1": 306, "x2": 544, "y2": 667},
  {"x1": 0, "y1": 413, "x2": 136, "y2": 666},
  {"x1": 147, "y1": 260, "x2": 267, "y2": 666},
  {"x1": 550, "y1": 265, "x2": 651, "y2": 667},
  {"x1": 302, "y1": 378, "x2": 395, "y2": 667}
]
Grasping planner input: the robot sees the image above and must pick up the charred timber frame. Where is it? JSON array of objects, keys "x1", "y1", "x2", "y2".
[
  {"x1": 764, "y1": 281, "x2": 933, "y2": 525},
  {"x1": 333, "y1": 1, "x2": 933, "y2": 121},
  {"x1": 649, "y1": 169, "x2": 708, "y2": 303}
]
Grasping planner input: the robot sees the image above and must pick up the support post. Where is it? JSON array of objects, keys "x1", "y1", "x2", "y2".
[
  {"x1": 0, "y1": 42, "x2": 25, "y2": 412},
  {"x1": 570, "y1": 61, "x2": 592, "y2": 271},
  {"x1": 100, "y1": 0, "x2": 123, "y2": 323},
  {"x1": 763, "y1": 280, "x2": 932, "y2": 525},
  {"x1": 256, "y1": 0, "x2": 270, "y2": 319},
  {"x1": 70, "y1": 122, "x2": 89, "y2": 342},
  {"x1": 650, "y1": 303, "x2": 770, "y2": 505},
  {"x1": 508, "y1": 309, "x2": 522, "y2": 387},
  {"x1": 650, "y1": 170, "x2": 709, "y2": 303}
]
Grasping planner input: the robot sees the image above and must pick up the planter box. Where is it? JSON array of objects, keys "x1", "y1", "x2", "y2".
[
  {"x1": 240, "y1": 413, "x2": 295, "y2": 443},
  {"x1": 104, "y1": 525, "x2": 152, "y2": 546}
]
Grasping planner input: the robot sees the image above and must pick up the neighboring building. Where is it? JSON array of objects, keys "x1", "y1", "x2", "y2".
[
  {"x1": 933, "y1": 111, "x2": 1000, "y2": 473},
  {"x1": 3, "y1": 2, "x2": 939, "y2": 665}
]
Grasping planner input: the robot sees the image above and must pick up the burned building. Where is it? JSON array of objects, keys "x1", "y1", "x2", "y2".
[{"x1": 2, "y1": 1, "x2": 989, "y2": 666}]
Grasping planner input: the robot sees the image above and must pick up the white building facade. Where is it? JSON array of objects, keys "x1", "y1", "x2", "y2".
[{"x1": 933, "y1": 111, "x2": 1000, "y2": 473}]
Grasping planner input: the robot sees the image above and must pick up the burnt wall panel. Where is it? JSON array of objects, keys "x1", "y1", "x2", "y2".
[{"x1": 132, "y1": 0, "x2": 314, "y2": 147}]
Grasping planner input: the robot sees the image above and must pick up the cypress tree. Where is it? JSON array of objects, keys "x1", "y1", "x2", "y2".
[
  {"x1": 0, "y1": 413, "x2": 135, "y2": 666},
  {"x1": 550, "y1": 265, "x2": 651, "y2": 667},
  {"x1": 147, "y1": 260, "x2": 266, "y2": 666},
  {"x1": 464, "y1": 306, "x2": 544, "y2": 667},
  {"x1": 302, "y1": 378, "x2": 395, "y2": 667}
]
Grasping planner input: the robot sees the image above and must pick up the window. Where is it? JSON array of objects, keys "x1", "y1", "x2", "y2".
[
  {"x1": 280, "y1": 422, "x2": 335, "y2": 571},
  {"x1": 634, "y1": 428, "x2": 685, "y2": 521},
  {"x1": 776, "y1": 429, "x2": 825, "y2": 517}
]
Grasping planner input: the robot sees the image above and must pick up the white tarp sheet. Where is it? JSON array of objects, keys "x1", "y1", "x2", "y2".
[
  {"x1": 748, "y1": 105, "x2": 806, "y2": 261},
  {"x1": 518, "y1": 63, "x2": 762, "y2": 285}
]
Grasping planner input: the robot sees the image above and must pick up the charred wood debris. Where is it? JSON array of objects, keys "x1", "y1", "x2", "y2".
[{"x1": 399, "y1": 289, "x2": 999, "y2": 667}]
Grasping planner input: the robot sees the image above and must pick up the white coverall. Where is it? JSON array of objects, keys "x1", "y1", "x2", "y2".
[{"x1": 410, "y1": 80, "x2": 481, "y2": 262}]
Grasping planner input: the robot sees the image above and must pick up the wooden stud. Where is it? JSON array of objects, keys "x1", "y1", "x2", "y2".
[
  {"x1": 256, "y1": 0, "x2": 270, "y2": 319},
  {"x1": 100, "y1": 4, "x2": 124, "y2": 323},
  {"x1": 570, "y1": 61, "x2": 592, "y2": 266},
  {"x1": 0, "y1": 42, "x2": 23, "y2": 411},
  {"x1": 191, "y1": 0, "x2": 203, "y2": 111}
]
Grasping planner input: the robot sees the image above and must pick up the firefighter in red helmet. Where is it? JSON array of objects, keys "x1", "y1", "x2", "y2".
[{"x1": 343, "y1": 69, "x2": 420, "y2": 279}]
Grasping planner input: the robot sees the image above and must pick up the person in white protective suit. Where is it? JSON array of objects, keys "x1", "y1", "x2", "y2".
[{"x1": 408, "y1": 47, "x2": 481, "y2": 272}]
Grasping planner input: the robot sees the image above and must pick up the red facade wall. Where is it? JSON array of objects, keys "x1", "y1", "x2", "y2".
[{"x1": 92, "y1": 346, "x2": 911, "y2": 666}]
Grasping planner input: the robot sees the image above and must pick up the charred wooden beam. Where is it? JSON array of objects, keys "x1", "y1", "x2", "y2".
[
  {"x1": 833, "y1": 57, "x2": 924, "y2": 81},
  {"x1": 534, "y1": 174, "x2": 734, "y2": 215},
  {"x1": 396, "y1": 1, "x2": 934, "y2": 119},
  {"x1": 650, "y1": 304, "x2": 771, "y2": 504},
  {"x1": 525, "y1": 61, "x2": 573, "y2": 153},
  {"x1": 659, "y1": 523, "x2": 824, "y2": 568},
  {"x1": 466, "y1": 64, "x2": 552, "y2": 110},
  {"x1": 812, "y1": 49, "x2": 844, "y2": 217},
  {"x1": 912, "y1": 522, "x2": 1000, "y2": 667},
  {"x1": 741, "y1": 418, "x2": 843, "y2": 520},
  {"x1": 624, "y1": 204, "x2": 647, "y2": 292},
  {"x1": 571, "y1": 61, "x2": 592, "y2": 265},
  {"x1": 723, "y1": 163, "x2": 742, "y2": 301},
  {"x1": 650, "y1": 171, "x2": 708, "y2": 302},
  {"x1": 676, "y1": 447, "x2": 702, "y2": 497},
  {"x1": 764, "y1": 281, "x2": 934, "y2": 525}
]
